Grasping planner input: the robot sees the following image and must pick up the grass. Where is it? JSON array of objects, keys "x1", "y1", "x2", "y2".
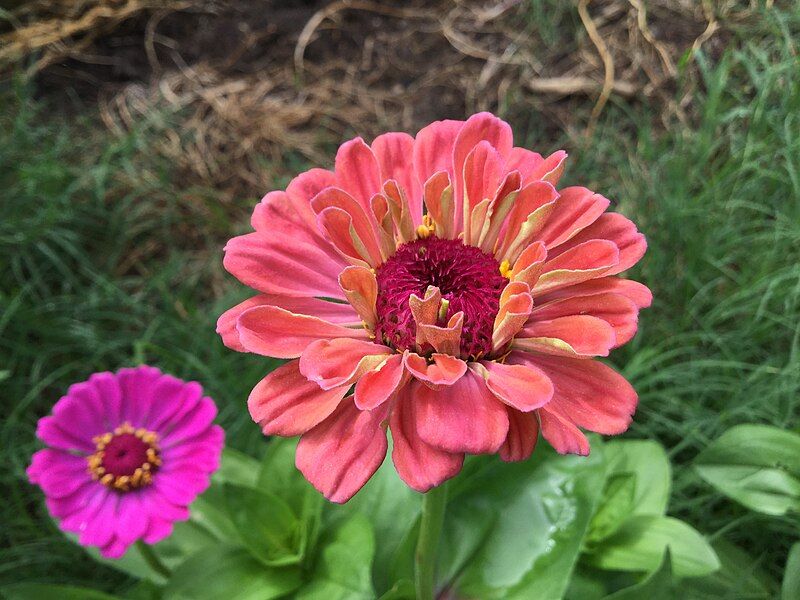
[{"x1": 1, "y1": 4, "x2": 798, "y2": 592}]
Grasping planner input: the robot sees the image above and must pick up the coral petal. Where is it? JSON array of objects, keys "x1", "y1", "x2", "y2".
[
  {"x1": 296, "y1": 399, "x2": 388, "y2": 503},
  {"x1": 390, "y1": 386, "x2": 464, "y2": 492},
  {"x1": 416, "y1": 369, "x2": 509, "y2": 454},
  {"x1": 248, "y1": 360, "x2": 348, "y2": 436},
  {"x1": 237, "y1": 305, "x2": 368, "y2": 359}
]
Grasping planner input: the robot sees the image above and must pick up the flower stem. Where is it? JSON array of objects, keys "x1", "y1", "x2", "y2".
[
  {"x1": 135, "y1": 540, "x2": 171, "y2": 579},
  {"x1": 415, "y1": 484, "x2": 448, "y2": 600}
]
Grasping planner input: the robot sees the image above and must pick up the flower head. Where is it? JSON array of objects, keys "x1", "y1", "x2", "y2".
[
  {"x1": 28, "y1": 366, "x2": 224, "y2": 557},
  {"x1": 219, "y1": 113, "x2": 651, "y2": 503}
]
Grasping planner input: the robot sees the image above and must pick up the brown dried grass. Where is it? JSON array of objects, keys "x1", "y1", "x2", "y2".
[{"x1": 1, "y1": 0, "x2": 737, "y2": 199}]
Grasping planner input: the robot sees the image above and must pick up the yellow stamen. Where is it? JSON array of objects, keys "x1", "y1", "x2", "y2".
[
  {"x1": 416, "y1": 214, "x2": 437, "y2": 239},
  {"x1": 86, "y1": 421, "x2": 161, "y2": 492},
  {"x1": 499, "y1": 260, "x2": 513, "y2": 279}
]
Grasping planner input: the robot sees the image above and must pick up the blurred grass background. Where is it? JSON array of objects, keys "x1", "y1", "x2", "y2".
[{"x1": 1, "y1": 0, "x2": 798, "y2": 595}]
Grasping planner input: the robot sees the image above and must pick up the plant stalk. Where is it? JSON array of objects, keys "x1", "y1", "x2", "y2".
[
  {"x1": 135, "y1": 539, "x2": 171, "y2": 579},
  {"x1": 414, "y1": 484, "x2": 448, "y2": 600}
]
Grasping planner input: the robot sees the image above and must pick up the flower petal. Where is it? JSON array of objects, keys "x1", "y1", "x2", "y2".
[
  {"x1": 532, "y1": 292, "x2": 640, "y2": 347},
  {"x1": 339, "y1": 266, "x2": 379, "y2": 329},
  {"x1": 462, "y1": 140, "x2": 504, "y2": 245},
  {"x1": 311, "y1": 187, "x2": 383, "y2": 266},
  {"x1": 423, "y1": 171, "x2": 455, "y2": 239},
  {"x1": 217, "y1": 294, "x2": 360, "y2": 352},
  {"x1": 415, "y1": 369, "x2": 509, "y2": 454},
  {"x1": 492, "y1": 281, "x2": 533, "y2": 351},
  {"x1": 354, "y1": 354, "x2": 406, "y2": 410},
  {"x1": 371, "y1": 132, "x2": 422, "y2": 223},
  {"x1": 533, "y1": 240, "x2": 619, "y2": 297},
  {"x1": 413, "y1": 119, "x2": 463, "y2": 186},
  {"x1": 514, "y1": 315, "x2": 617, "y2": 357},
  {"x1": 476, "y1": 360, "x2": 553, "y2": 411},
  {"x1": 334, "y1": 137, "x2": 382, "y2": 211},
  {"x1": 299, "y1": 338, "x2": 391, "y2": 390},
  {"x1": 548, "y1": 212, "x2": 647, "y2": 275},
  {"x1": 536, "y1": 186, "x2": 609, "y2": 248},
  {"x1": 526, "y1": 150, "x2": 568, "y2": 186},
  {"x1": 404, "y1": 352, "x2": 468, "y2": 387},
  {"x1": 390, "y1": 385, "x2": 464, "y2": 492},
  {"x1": 296, "y1": 399, "x2": 388, "y2": 503},
  {"x1": 223, "y1": 231, "x2": 345, "y2": 299},
  {"x1": 514, "y1": 352, "x2": 638, "y2": 435},
  {"x1": 248, "y1": 360, "x2": 348, "y2": 436},
  {"x1": 538, "y1": 403, "x2": 590, "y2": 456},
  {"x1": 500, "y1": 409, "x2": 539, "y2": 462},
  {"x1": 536, "y1": 276, "x2": 652, "y2": 309},
  {"x1": 495, "y1": 181, "x2": 559, "y2": 263},
  {"x1": 453, "y1": 113, "x2": 513, "y2": 233},
  {"x1": 237, "y1": 305, "x2": 368, "y2": 359}
]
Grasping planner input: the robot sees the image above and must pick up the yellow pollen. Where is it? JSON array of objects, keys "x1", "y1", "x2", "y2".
[
  {"x1": 416, "y1": 214, "x2": 437, "y2": 239},
  {"x1": 499, "y1": 260, "x2": 513, "y2": 279},
  {"x1": 86, "y1": 421, "x2": 161, "y2": 492}
]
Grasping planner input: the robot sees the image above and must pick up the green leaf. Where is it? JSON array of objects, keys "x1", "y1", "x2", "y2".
[
  {"x1": 0, "y1": 584, "x2": 121, "y2": 600},
  {"x1": 257, "y1": 437, "x2": 308, "y2": 507},
  {"x1": 216, "y1": 448, "x2": 261, "y2": 488},
  {"x1": 604, "y1": 550, "x2": 676, "y2": 599},
  {"x1": 257, "y1": 437, "x2": 325, "y2": 561},
  {"x1": 604, "y1": 440, "x2": 671, "y2": 516},
  {"x1": 328, "y1": 451, "x2": 421, "y2": 593},
  {"x1": 224, "y1": 483, "x2": 302, "y2": 566},
  {"x1": 695, "y1": 424, "x2": 800, "y2": 516},
  {"x1": 585, "y1": 515, "x2": 720, "y2": 578},
  {"x1": 163, "y1": 545, "x2": 302, "y2": 600},
  {"x1": 296, "y1": 514, "x2": 376, "y2": 600},
  {"x1": 586, "y1": 472, "x2": 636, "y2": 544},
  {"x1": 782, "y1": 542, "x2": 800, "y2": 600},
  {"x1": 676, "y1": 539, "x2": 774, "y2": 599},
  {"x1": 376, "y1": 579, "x2": 415, "y2": 600},
  {"x1": 448, "y1": 442, "x2": 608, "y2": 600}
]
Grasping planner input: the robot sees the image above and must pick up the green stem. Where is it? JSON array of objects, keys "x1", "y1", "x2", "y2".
[
  {"x1": 136, "y1": 540, "x2": 171, "y2": 579},
  {"x1": 415, "y1": 484, "x2": 448, "y2": 600}
]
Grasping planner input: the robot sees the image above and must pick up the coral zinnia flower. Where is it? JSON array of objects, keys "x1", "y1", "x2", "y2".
[
  {"x1": 218, "y1": 113, "x2": 650, "y2": 503},
  {"x1": 28, "y1": 366, "x2": 224, "y2": 557}
]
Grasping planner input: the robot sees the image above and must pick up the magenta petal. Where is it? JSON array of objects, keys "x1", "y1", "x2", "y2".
[
  {"x1": 145, "y1": 378, "x2": 203, "y2": 432},
  {"x1": 115, "y1": 493, "x2": 150, "y2": 545},
  {"x1": 36, "y1": 417, "x2": 93, "y2": 453},
  {"x1": 28, "y1": 449, "x2": 91, "y2": 498},
  {"x1": 160, "y1": 397, "x2": 217, "y2": 447},
  {"x1": 116, "y1": 365, "x2": 163, "y2": 426},
  {"x1": 143, "y1": 517, "x2": 174, "y2": 544},
  {"x1": 296, "y1": 399, "x2": 388, "y2": 503}
]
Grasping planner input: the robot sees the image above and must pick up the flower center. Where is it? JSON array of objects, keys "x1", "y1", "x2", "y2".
[
  {"x1": 374, "y1": 236, "x2": 506, "y2": 358},
  {"x1": 87, "y1": 422, "x2": 161, "y2": 492}
]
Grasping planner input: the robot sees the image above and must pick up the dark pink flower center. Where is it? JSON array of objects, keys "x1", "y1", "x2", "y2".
[
  {"x1": 374, "y1": 236, "x2": 506, "y2": 358},
  {"x1": 87, "y1": 422, "x2": 161, "y2": 491},
  {"x1": 102, "y1": 433, "x2": 152, "y2": 477}
]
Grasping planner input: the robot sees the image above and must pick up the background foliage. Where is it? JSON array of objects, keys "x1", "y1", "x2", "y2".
[{"x1": 1, "y1": 0, "x2": 798, "y2": 596}]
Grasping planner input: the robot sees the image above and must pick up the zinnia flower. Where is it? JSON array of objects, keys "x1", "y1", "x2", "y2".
[
  {"x1": 218, "y1": 113, "x2": 650, "y2": 503},
  {"x1": 27, "y1": 366, "x2": 224, "y2": 557}
]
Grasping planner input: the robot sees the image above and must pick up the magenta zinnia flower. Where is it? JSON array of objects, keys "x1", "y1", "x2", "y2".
[
  {"x1": 28, "y1": 366, "x2": 224, "y2": 557},
  {"x1": 218, "y1": 113, "x2": 651, "y2": 502}
]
